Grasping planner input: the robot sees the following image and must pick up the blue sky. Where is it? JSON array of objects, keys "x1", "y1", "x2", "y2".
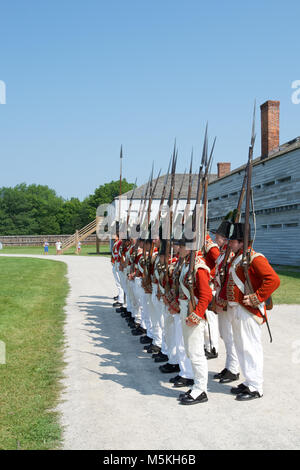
[{"x1": 1, "y1": 0, "x2": 300, "y2": 200}]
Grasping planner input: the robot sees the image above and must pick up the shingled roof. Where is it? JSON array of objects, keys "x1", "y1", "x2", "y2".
[{"x1": 119, "y1": 173, "x2": 218, "y2": 200}]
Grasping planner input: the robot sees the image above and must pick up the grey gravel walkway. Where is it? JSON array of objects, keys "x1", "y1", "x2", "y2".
[{"x1": 1, "y1": 254, "x2": 300, "y2": 450}]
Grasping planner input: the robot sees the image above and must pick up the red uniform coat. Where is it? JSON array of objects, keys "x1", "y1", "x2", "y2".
[
  {"x1": 226, "y1": 249, "x2": 280, "y2": 321},
  {"x1": 179, "y1": 252, "x2": 213, "y2": 324}
]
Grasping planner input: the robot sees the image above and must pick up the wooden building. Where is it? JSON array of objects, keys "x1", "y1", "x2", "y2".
[
  {"x1": 113, "y1": 100, "x2": 299, "y2": 266},
  {"x1": 208, "y1": 100, "x2": 300, "y2": 266}
]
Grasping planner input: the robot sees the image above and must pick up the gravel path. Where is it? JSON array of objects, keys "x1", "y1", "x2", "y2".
[{"x1": 1, "y1": 254, "x2": 300, "y2": 450}]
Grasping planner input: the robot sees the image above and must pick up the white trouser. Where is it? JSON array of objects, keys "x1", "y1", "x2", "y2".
[
  {"x1": 180, "y1": 299, "x2": 208, "y2": 398},
  {"x1": 128, "y1": 278, "x2": 139, "y2": 317},
  {"x1": 150, "y1": 284, "x2": 163, "y2": 347},
  {"x1": 159, "y1": 299, "x2": 168, "y2": 356},
  {"x1": 163, "y1": 306, "x2": 178, "y2": 365},
  {"x1": 205, "y1": 310, "x2": 219, "y2": 352},
  {"x1": 175, "y1": 305, "x2": 194, "y2": 379},
  {"x1": 218, "y1": 309, "x2": 239, "y2": 374},
  {"x1": 155, "y1": 288, "x2": 168, "y2": 355},
  {"x1": 112, "y1": 263, "x2": 124, "y2": 304},
  {"x1": 141, "y1": 292, "x2": 153, "y2": 338},
  {"x1": 227, "y1": 303, "x2": 264, "y2": 395},
  {"x1": 118, "y1": 270, "x2": 127, "y2": 307},
  {"x1": 133, "y1": 277, "x2": 143, "y2": 323},
  {"x1": 125, "y1": 274, "x2": 137, "y2": 314},
  {"x1": 123, "y1": 273, "x2": 133, "y2": 312}
]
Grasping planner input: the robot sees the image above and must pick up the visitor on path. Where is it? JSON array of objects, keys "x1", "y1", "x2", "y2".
[
  {"x1": 43, "y1": 240, "x2": 49, "y2": 255},
  {"x1": 55, "y1": 240, "x2": 62, "y2": 255}
]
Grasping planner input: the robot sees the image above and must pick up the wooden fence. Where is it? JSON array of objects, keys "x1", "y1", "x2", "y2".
[{"x1": 0, "y1": 234, "x2": 109, "y2": 247}]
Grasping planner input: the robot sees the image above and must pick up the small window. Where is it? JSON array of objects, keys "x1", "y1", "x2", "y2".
[
  {"x1": 263, "y1": 181, "x2": 275, "y2": 187},
  {"x1": 255, "y1": 185, "x2": 261, "y2": 189},
  {"x1": 221, "y1": 194, "x2": 228, "y2": 199},
  {"x1": 283, "y1": 223, "x2": 298, "y2": 228},
  {"x1": 213, "y1": 197, "x2": 219, "y2": 201},
  {"x1": 269, "y1": 224, "x2": 282, "y2": 229},
  {"x1": 261, "y1": 225, "x2": 268, "y2": 229},
  {"x1": 277, "y1": 176, "x2": 291, "y2": 184},
  {"x1": 230, "y1": 191, "x2": 238, "y2": 197}
]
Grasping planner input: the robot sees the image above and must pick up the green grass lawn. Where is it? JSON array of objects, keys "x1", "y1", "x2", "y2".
[
  {"x1": 0, "y1": 257, "x2": 69, "y2": 450},
  {"x1": 0, "y1": 244, "x2": 110, "y2": 257},
  {"x1": 272, "y1": 265, "x2": 300, "y2": 304}
]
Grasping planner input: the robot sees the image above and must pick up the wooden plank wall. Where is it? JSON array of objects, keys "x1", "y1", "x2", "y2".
[{"x1": 208, "y1": 147, "x2": 300, "y2": 266}]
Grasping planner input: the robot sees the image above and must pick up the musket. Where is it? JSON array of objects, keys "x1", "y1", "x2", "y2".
[
  {"x1": 186, "y1": 125, "x2": 208, "y2": 313},
  {"x1": 183, "y1": 149, "x2": 193, "y2": 226},
  {"x1": 242, "y1": 102, "x2": 273, "y2": 342},
  {"x1": 147, "y1": 167, "x2": 161, "y2": 227},
  {"x1": 139, "y1": 172, "x2": 152, "y2": 228},
  {"x1": 163, "y1": 143, "x2": 177, "y2": 292},
  {"x1": 139, "y1": 168, "x2": 153, "y2": 267},
  {"x1": 143, "y1": 169, "x2": 162, "y2": 289},
  {"x1": 157, "y1": 155, "x2": 172, "y2": 225},
  {"x1": 173, "y1": 168, "x2": 186, "y2": 222},
  {"x1": 153, "y1": 158, "x2": 172, "y2": 298},
  {"x1": 202, "y1": 136, "x2": 216, "y2": 251},
  {"x1": 219, "y1": 163, "x2": 249, "y2": 287},
  {"x1": 126, "y1": 177, "x2": 138, "y2": 226},
  {"x1": 136, "y1": 180, "x2": 147, "y2": 226},
  {"x1": 173, "y1": 151, "x2": 194, "y2": 296},
  {"x1": 118, "y1": 145, "x2": 123, "y2": 222}
]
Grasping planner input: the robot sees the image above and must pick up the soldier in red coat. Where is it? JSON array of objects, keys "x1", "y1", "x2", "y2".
[
  {"x1": 212, "y1": 219, "x2": 240, "y2": 384},
  {"x1": 177, "y1": 237, "x2": 213, "y2": 405},
  {"x1": 226, "y1": 223, "x2": 280, "y2": 401}
]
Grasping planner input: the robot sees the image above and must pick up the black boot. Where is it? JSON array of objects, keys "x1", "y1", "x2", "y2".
[
  {"x1": 159, "y1": 363, "x2": 180, "y2": 373},
  {"x1": 140, "y1": 335, "x2": 152, "y2": 345},
  {"x1": 154, "y1": 353, "x2": 169, "y2": 363},
  {"x1": 219, "y1": 370, "x2": 240, "y2": 384},
  {"x1": 173, "y1": 377, "x2": 194, "y2": 388},
  {"x1": 180, "y1": 391, "x2": 208, "y2": 405},
  {"x1": 213, "y1": 368, "x2": 228, "y2": 380},
  {"x1": 147, "y1": 344, "x2": 161, "y2": 354},
  {"x1": 131, "y1": 327, "x2": 146, "y2": 336}
]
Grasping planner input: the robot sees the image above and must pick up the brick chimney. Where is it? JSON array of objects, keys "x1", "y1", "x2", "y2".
[
  {"x1": 260, "y1": 100, "x2": 280, "y2": 158},
  {"x1": 217, "y1": 162, "x2": 231, "y2": 179}
]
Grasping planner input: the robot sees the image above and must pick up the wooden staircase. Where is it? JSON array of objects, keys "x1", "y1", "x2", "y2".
[{"x1": 61, "y1": 218, "x2": 98, "y2": 253}]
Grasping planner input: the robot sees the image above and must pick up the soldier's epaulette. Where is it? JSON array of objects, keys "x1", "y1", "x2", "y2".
[
  {"x1": 194, "y1": 255, "x2": 210, "y2": 278},
  {"x1": 205, "y1": 238, "x2": 219, "y2": 254}
]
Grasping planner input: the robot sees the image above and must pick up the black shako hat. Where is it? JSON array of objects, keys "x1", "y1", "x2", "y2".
[
  {"x1": 214, "y1": 220, "x2": 232, "y2": 238},
  {"x1": 229, "y1": 222, "x2": 251, "y2": 241}
]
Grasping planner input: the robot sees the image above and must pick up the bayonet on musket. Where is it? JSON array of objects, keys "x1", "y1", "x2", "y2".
[
  {"x1": 143, "y1": 169, "x2": 162, "y2": 290},
  {"x1": 186, "y1": 125, "x2": 209, "y2": 314},
  {"x1": 126, "y1": 177, "x2": 138, "y2": 226},
  {"x1": 163, "y1": 142, "x2": 177, "y2": 292},
  {"x1": 202, "y1": 136, "x2": 217, "y2": 250},
  {"x1": 173, "y1": 168, "x2": 186, "y2": 222},
  {"x1": 241, "y1": 102, "x2": 272, "y2": 342},
  {"x1": 118, "y1": 145, "x2": 123, "y2": 223}
]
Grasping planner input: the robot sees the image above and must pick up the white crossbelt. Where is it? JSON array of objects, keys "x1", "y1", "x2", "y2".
[{"x1": 229, "y1": 254, "x2": 265, "y2": 320}]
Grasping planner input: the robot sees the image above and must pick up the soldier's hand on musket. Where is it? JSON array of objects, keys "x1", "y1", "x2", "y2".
[
  {"x1": 243, "y1": 294, "x2": 254, "y2": 307},
  {"x1": 185, "y1": 318, "x2": 197, "y2": 327}
]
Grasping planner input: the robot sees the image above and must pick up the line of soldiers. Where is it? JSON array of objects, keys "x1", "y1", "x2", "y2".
[{"x1": 111, "y1": 216, "x2": 280, "y2": 405}]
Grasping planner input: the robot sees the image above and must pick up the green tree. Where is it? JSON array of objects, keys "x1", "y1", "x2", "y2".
[
  {"x1": 81, "y1": 179, "x2": 135, "y2": 226},
  {"x1": 0, "y1": 180, "x2": 135, "y2": 235},
  {"x1": 57, "y1": 198, "x2": 83, "y2": 234},
  {"x1": 0, "y1": 184, "x2": 63, "y2": 235}
]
